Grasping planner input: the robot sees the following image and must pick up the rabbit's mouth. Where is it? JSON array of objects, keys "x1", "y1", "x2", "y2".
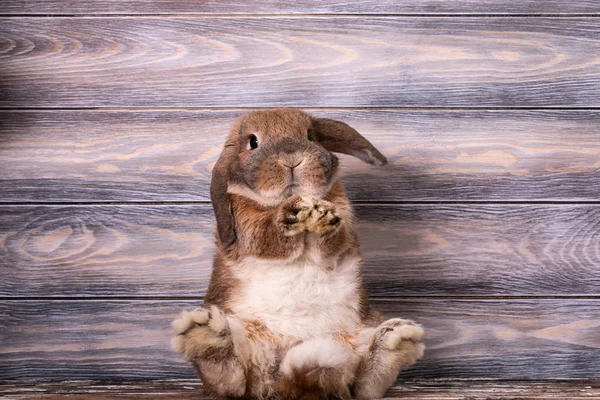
[
  {"x1": 281, "y1": 180, "x2": 321, "y2": 199},
  {"x1": 287, "y1": 182, "x2": 301, "y2": 195}
]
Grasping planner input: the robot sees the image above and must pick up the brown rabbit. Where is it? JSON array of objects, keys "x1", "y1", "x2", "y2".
[{"x1": 172, "y1": 109, "x2": 424, "y2": 399}]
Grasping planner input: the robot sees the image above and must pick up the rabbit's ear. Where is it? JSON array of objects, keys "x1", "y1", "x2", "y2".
[
  {"x1": 210, "y1": 141, "x2": 237, "y2": 248},
  {"x1": 311, "y1": 117, "x2": 387, "y2": 166}
]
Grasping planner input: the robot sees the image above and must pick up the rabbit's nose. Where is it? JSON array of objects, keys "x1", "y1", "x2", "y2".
[{"x1": 280, "y1": 159, "x2": 303, "y2": 169}]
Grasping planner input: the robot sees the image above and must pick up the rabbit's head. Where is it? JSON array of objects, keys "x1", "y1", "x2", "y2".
[{"x1": 211, "y1": 108, "x2": 387, "y2": 247}]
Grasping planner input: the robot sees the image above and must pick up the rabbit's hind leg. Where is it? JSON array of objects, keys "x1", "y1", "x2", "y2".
[
  {"x1": 279, "y1": 335, "x2": 359, "y2": 400},
  {"x1": 352, "y1": 319, "x2": 425, "y2": 400},
  {"x1": 171, "y1": 306, "x2": 247, "y2": 397}
]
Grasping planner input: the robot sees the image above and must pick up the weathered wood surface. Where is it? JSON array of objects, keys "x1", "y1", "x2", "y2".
[
  {"x1": 2, "y1": 18, "x2": 600, "y2": 108},
  {"x1": 2, "y1": 110, "x2": 599, "y2": 202},
  {"x1": 1, "y1": 299, "x2": 598, "y2": 380},
  {"x1": 1, "y1": 1, "x2": 599, "y2": 390},
  {"x1": 0, "y1": 206, "x2": 215, "y2": 297},
  {"x1": 2, "y1": 204, "x2": 600, "y2": 297},
  {"x1": 1, "y1": 379, "x2": 600, "y2": 400},
  {"x1": 2, "y1": 1, "x2": 600, "y2": 15}
]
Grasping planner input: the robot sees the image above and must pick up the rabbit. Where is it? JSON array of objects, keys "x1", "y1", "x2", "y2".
[{"x1": 171, "y1": 109, "x2": 424, "y2": 400}]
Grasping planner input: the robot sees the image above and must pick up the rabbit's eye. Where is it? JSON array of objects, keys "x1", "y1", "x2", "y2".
[
  {"x1": 307, "y1": 129, "x2": 313, "y2": 141},
  {"x1": 248, "y1": 135, "x2": 259, "y2": 150}
]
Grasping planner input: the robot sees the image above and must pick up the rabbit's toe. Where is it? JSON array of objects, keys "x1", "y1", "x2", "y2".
[
  {"x1": 377, "y1": 318, "x2": 424, "y2": 350},
  {"x1": 305, "y1": 200, "x2": 341, "y2": 234},
  {"x1": 171, "y1": 308, "x2": 210, "y2": 335},
  {"x1": 280, "y1": 195, "x2": 316, "y2": 236},
  {"x1": 171, "y1": 305, "x2": 232, "y2": 360},
  {"x1": 353, "y1": 320, "x2": 424, "y2": 399}
]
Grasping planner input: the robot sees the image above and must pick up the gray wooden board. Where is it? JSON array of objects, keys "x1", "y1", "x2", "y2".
[
  {"x1": 2, "y1": 1, "x2": 600, "y2": 15},
  {"x1": 1, "y1": 18, "x2": 600, "y2": 107},
  {"x1": 0, "y1": 299, "x2": 598, "y2": 380},
  {"x1": 1, "y1": 379, "x2": 600, "y2": 400},
  {"x1": 1, "y1": 204, "x2": 600, "y2": 297},
  {"x1": 1, "y1": 110, "x2": 599, "y2": 202}
]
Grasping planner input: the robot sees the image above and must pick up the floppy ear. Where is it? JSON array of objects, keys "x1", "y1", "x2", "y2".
[
  {"x1": 311, "y1": 117, "x2": 387, "y2": 166},
  {"x1": 210, "y1": 141, "x2": 237, "y2": 248}
]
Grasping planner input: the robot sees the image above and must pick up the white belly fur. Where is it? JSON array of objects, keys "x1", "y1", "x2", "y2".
[{"x1": 230, "y1": 254, "x2": 362, "y2": 339}]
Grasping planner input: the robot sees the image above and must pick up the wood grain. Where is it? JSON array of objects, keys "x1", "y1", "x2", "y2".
[
  {"x1": 1, "y1": 299, "x2": 598, "y2": 380},
  {"x1": 2, "y1": 110, "x2": 599, "y2": 202},
  {"x1": 1, "y1": 205, "x2": 599, "y2": 297},
  {"x1": 1, "y1": 379, "x2": 599, "y2": 400},
  {"x1": 0, "y1": 206, "x2": 215, "y2": 297},
  {"x1": 1, "y1": 18, "x2": 600, "y2": 107},
  {"x1": 2, "y1": 1, "x2": 600, "y2": 15}
]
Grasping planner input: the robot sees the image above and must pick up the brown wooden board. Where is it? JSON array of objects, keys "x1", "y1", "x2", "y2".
[
  {"x1": 1, "y1": 299, "x2": 598, "y2": 380},
  {"x1": 1, "y1": 379, "x2": 600, "y2": 400},
  {"x1": 1, "y1": 18, "x2": 600, "y2": 108},
  {"x1": 1, "y1": 204, "x2": 600, "y2": 297},
  {"x1": 2, "y1": 110, "x2": 600, "y2": 202},
  {"x1": 2, "y1": 1, "x2": 600, "y2": 15}
]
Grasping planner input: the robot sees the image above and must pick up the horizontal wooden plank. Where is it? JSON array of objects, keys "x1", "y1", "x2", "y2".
[
  {"x1": 1, "y1": 205, "x2": 599, "y2": 297},
  {"x1": 0, "y1": 206, "x2": 215, "y2": 297},
  {"x1": 1, "y1": 379, "x2": 600, "y2": 400},
  {"x1": 0, "y1": 299, "x2": 598, "y2": 379},
  {"x1": 2, "y1": 110, "x2": 600, "y2": 202},
  {"x1": 1, "y1": 18, "x2": 600, "y2": 107},
  {"x1": 2, "y1": 1, "x2": 600, "y2": 15}
]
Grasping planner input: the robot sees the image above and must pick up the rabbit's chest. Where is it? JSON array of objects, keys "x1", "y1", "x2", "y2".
[{"x1": 230, "y1": 255, "x2": 362, "y2": 339}]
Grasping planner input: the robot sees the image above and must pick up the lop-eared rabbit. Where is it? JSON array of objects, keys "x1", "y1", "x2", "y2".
[{"x1": 172, "y1": 109, "x2": 424, "y2": 399}]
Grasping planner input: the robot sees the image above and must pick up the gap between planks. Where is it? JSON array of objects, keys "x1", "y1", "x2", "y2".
[
  {"x1": 2, "y1": 201, "x2": 600, "y2": 206},
  {"x1": 1, "y1": 296, "x2": 600, "y2": 301},
  {"x1": 2, "y1": 14, "x2": 600, "y2": 18},
  {"x1": 3, "y1": 107, "x2": 600, "y2": 111}
]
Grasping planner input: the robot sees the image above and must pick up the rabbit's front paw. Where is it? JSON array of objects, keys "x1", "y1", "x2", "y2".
[
  {"x1": 171, "y1": 305, "x2": 232, "y2": 361},
  {"x1": 304, "y1": 199, "x2": 341, "y2": 234},
  {"x1": 279, "y1": 195, "x2": 316, "y2": 236},
  {"x1": 279, "y1": 195, "x2": 341, "y2": 236}
]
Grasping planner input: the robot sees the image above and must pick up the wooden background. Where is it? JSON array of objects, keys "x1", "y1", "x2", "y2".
[{"x1": 1, "y1": 0, "x2": 600, "y2": 392}]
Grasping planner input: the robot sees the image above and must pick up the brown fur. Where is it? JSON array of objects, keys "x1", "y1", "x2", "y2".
[
  {"x1": 243, "y1": 319, "x2": 279, "y2": 344},
  {"x1": 173, "y1": 109, "x2": 423, "y2": 399}
]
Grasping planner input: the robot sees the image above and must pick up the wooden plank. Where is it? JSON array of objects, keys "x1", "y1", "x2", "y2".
[
  {"x1": 386, "y1": 380, "x2": 600, "y2": 399},
  {"x1": 1, "y1": 205, "x2": 600, "y2": 297},
  {"x1": 2, "y1": 1, "x2": 600, "y2": 15},
  {"x1": 1, "y1": 18, "x2": 600, "y2": 108},
  {"x1": 0, "y1": 206, "x2": 215, "y2": 297},
  {"x1": 357, "y1": 204, "x2": 600, "y2": 296},
  {"x1": 1, "y1": 379, "x2": 599, "y2": 400},
  {"x1": 2, "y1": 110, "x2": 600, "y2": 202},
  {"x1": 0, "y1": 299, "x2": 598, "y2": 380}
]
